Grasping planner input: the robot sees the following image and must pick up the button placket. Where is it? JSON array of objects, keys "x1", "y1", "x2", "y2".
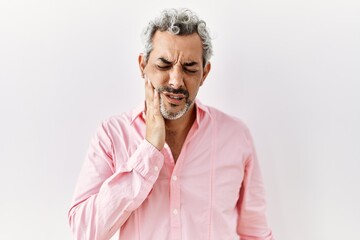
[
  {"x1": 164, "y1": 144, "x2": 182, "y2": 239},
  {"x1": 170, "y1": 175, "x2": 181, "y2": 239},
  {"x1": 170, "y1": 172, "x2": 181, "y2": 239}
]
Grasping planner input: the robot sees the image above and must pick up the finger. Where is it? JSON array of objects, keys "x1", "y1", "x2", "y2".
[
  {"x1": 144, "y1": 76, "x2": 152, "y2": 100},
  {"x1": 153, "y1": 89, "x2": 161, "y2": 116},
  {"x1": 145, "y1": 76, "x2": 154, "y2": 112}
]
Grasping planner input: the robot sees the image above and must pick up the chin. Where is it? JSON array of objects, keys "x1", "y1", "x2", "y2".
[{"x1": 160, "y1": 100, "x2": 192, "y2": 120}]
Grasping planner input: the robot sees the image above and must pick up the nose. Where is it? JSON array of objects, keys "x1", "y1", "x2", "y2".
[{"x1": 169, "y1": 65, "x2": 184, "y2": 89}]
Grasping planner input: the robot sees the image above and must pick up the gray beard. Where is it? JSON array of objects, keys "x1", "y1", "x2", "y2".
[{"x1": 159, "y1": 97, "x2": 193, "y2": 120}]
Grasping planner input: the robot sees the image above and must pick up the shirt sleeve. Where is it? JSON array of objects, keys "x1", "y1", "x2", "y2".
[
  {"x1": 68, "y1": 120, "x2": 164, "y2": 240},
  {"x1": 236, "y1": 128, "x2": 275, "y2": 240}
]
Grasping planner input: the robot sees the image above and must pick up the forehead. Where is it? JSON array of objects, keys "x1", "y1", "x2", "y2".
[{"x1": 150, "y1": 31, "x2": 203, "y2": 62}]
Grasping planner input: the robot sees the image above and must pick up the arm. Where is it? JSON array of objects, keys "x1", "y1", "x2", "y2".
[
  {"x1": 68, "y1": 122, "x2": 164, "y2": 240},
  {"x1": 69, "y1": 76, "x2": 165, "y2": 240},
  {"x1": 236, "y1": 129, "x2": 274, "y2": 240}
]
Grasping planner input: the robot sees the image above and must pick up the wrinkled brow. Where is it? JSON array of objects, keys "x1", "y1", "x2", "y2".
[{"x1": 158, "y1": 57, "x2": 199, "y2": 66}]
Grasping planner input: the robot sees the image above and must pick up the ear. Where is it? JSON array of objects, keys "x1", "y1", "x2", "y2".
[
  {"x1": 200, "y1": 62, "x2": 211, "y2": 86},
  {"x1": 138, "y1": 54, "x2": 146, "y2": 78}
]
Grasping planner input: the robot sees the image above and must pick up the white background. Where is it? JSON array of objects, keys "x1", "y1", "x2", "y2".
[{"x1": 1, "y1": 0, "x2": 359, "y2": 239}]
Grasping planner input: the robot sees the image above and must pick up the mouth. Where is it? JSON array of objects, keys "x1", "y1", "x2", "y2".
[{"x1": 163, "y1": 92, "x2": 186, "y2": 106}]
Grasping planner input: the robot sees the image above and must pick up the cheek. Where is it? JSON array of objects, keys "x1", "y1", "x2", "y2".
[
  {"x1": 145, "y1": 68, "x2": 169, "y2": 87},
  {"x1": 187, "y1": 82, "x2": 202, "y2": 98},
  {"x1": 151, "y1": 75, "x2": 168, "y2": 89}
]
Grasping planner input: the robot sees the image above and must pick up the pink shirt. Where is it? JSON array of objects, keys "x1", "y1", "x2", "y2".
[{"x1": 68, "y1": 99, "x2": 274, "y2": 240}]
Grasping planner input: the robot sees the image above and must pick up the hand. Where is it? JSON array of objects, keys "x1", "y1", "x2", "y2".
[{"x1": 144, "y1": 76, "x2": 165, "y2": 151}]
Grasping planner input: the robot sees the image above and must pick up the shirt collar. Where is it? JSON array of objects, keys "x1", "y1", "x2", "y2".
[{"x1": 130, "y1": 98, "x2": 211, "y2": 125}]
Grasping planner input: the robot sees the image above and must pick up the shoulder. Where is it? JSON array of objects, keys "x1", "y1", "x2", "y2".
[
  {"x1": 96, "y1": 108, "x2": 137, "y2": 138},
  {"x1": 207, "y1": 105, "x2": 250, "y2": 130},
  {"x1": 103, "y1": 112, "x2": 132, "y2": 127},
  {"x1": 205, "y1": 104, "x2": 253, "y2": 144}
]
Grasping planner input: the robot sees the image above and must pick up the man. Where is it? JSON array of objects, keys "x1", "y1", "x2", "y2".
[{"x1": 68, "y1": 8, "x2": 274, "y2": 240}]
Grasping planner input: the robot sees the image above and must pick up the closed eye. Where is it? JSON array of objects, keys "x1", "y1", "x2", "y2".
[
  {"x1": 183, "y1": 61, "x2": 199, "y2": 73},
  {"x1": 184, "y1": 68, "x2": 198, "y2": 73},
  {"x1": 156, "y1": 65, "x2": 171, "y2": 70}
]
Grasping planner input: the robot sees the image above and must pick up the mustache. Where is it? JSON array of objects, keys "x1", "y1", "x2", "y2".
[{"x1": 156, "y1": 86, "x2": 189, "y2": 98}]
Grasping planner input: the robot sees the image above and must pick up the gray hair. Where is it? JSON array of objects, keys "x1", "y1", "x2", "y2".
[{"x1": 141, "y1": 8, "x2": 213, "y2": 67}]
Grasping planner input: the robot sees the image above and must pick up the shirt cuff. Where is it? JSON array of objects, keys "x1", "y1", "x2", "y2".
[{"x1": 126, "y1": 139, "x2": 164, "y2": 179}]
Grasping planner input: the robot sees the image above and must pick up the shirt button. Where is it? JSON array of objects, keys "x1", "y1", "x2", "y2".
[
  {"x1": 173, "y1": 209, "x2": 178, "y2": 215},
  {"x1": 154, "y1": 166, "x2": 159, "y2": 172},
  {"x1": 172, "y1": 175, "x2": 177, "y2": 181}
]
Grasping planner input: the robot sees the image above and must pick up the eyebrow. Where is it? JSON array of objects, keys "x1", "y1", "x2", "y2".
[
  {"x1": 183, "y1": 62, "x2": 198, "y2": 67},
  {"x1": 157, "y1": 57, "x2": 199, "y2": 67},
  {"x1": 158, "y1": 58, "x2": 172, "y2": 64}
]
